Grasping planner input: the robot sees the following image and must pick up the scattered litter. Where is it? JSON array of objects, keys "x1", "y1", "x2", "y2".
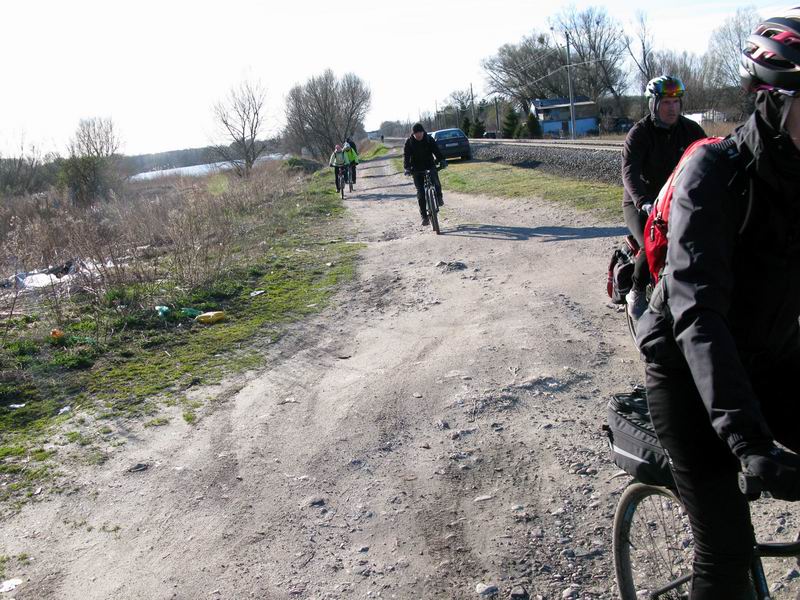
[
  {"x1": 277, "y1": 397, "x2": 299, "y2": 405},
  {"x1": 306, "y1": 303, "x2": 318, "y2": 308},
  {"x1": 127, "y1": 463, "x2": 150, "y2": 473},
  {"x1": 413, "y1": 393, "x2": 423, "y2": 398},
  {"x1": 9, "y1": 403, "x2": 25, "y2": 409},
  {"x1": 58, "y1": 406, "x2": 71, "y2": 415},
  {"x1": 0, "y1": 578, "x2": 22, "y2": 593},
  {"x1": 155, "y1": 305, "x2": 170, "y2": 317},
  {"x1": 249, "y1": 290, "x2": 266, "y2": 298},
  {"x1": 50, "y1": 328, "x2": 64, "y2": 340},
  {"x1": 474, "y1": 495, "x2": 494, "y2": 503},
  {"x1": 195, "y1": 311, "x2": 225, "y2": 324},
  {"x1": 180, "y1": 307, "x2": 202, "y2": 318},
  {"x1": 325, "y1": 262, "x2": 334, "y2": 267},
  {"x1": 34, "y1": 487, "x2": 42, "y2": 495}
]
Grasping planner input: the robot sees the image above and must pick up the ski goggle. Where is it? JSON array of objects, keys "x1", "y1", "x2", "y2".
[{"x1": 655, "y1": 79, "x2": 685, "y2": 98}]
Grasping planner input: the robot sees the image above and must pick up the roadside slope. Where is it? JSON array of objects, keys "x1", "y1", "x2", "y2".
[{"x1": 3, "y1": 151, "x2": 660, "y2": 599}]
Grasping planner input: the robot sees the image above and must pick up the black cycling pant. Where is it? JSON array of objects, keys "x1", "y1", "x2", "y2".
[
  {"x1": 623, "y1": 202, "x2": 650, "y2": 291},
  {"x1": 350, "y1": 163, "x2": 357, "y2": 183},
  {"x1": 333, "y1": 166, "x2": 346, "y2": 191},
  {"x1": 412, "y1": 169, "x2": 442, "y2": 217},
  {"x1": 646, "y1": 359, "x2": 800, "y2": 599}
]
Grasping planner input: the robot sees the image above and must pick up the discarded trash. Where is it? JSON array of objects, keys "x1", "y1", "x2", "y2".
[
  {"x1": 0, "y1": 578, "x2": 22, "y2": 593},
  {"x1": 9, "y1": 403, "x2": 26, "y2": 409},
  {"x1": 58, "y1": 405, "x2": 71, "y2": 415},
  {"x1": 127, "y1": 463, "x2": 150, "y2": 473},
  {"x1": 50, "y1": 328, "x2": 65, "y2": 340},
  {"x1": 249, "y1": 290, "x2": 266, "y2": 297},
  {"x1": 155, "y1": 305, "x2": 170, "y2": 317},
  {"x1": 195, "y1": 311, "x2": 225, "y2": 324},
  {"x1": 180, "y1": 307, "x2": 202, "y2": 318}
]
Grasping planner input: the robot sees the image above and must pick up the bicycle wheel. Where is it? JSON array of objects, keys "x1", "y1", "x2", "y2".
[
  {"x1": 613, "y1": 482, "x2": 693, "y2": 600},
  {"x1": 426, "y1": 185, "x2": 439, "y2": 234}
]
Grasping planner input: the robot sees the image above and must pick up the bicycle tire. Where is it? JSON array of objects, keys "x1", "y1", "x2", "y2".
[
  {"x1": 426, "y1": 185, "x2": 440, "y2": 234},
  {"x1": 613, "y1": 482, "x2": 693, "y2": 600}
]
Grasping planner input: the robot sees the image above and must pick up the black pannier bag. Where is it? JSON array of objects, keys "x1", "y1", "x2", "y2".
[
  {"x1": 606, "y1": 243, "x2": 635, "y2": 304},
  {"x1": 603, "y1": 387, "x2": 675, "y2": 488}
]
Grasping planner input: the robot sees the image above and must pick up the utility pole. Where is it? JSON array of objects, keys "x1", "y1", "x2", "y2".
[
  {"x1": 494, "y1": 97, "x2": 500, "y2": 135},
  {"x1": 470, "y1": 83, "x2": 476, "y2": 122},
  {"x1": 565, "y1": 31, "x2": 577, "y2": 140}
]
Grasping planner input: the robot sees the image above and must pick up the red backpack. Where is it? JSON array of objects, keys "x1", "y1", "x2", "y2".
[{"x1": 644, "y1": 137, "x2": 723, "y2": 283}]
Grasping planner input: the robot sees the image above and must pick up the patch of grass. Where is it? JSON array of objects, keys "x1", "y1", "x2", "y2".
[
  {"x1": 359, "y1": 143, "x2": 389, "y2": 161},
  {"x1": 437, "y1": 161, "x2": 622, "y2": 218},
  {"x1": 182, "y1": 409, "x2": 197, "y2": 425},
  {"x1": 143, "y1": 417, "x2": 170, "y2": 428}
]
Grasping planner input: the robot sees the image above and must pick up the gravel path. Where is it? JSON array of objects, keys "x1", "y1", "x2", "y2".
[
  {"x1": 471, "y1": 143, "x2": 622, "y2": 186},
  {"x1": 2, "y1": 149, "x2": 798, "y2": 600}
]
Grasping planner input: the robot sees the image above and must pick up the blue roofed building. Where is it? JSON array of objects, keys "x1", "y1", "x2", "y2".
[{"x1": 530, "y1": 96, "x2": 600, "y2": 137}]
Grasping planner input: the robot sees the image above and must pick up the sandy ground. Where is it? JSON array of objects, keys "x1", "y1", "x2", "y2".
[{"x1": 2, "y1": 150, "x2": 798, "y2": 600}]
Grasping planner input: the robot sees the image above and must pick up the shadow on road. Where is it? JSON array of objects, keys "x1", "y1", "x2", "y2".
[
  {"x1": 347, "y1": 192, "x2": 417, "y2": 201},
  {"x1": 443, "y1": 223, "x2": 627, "y2": 241}
]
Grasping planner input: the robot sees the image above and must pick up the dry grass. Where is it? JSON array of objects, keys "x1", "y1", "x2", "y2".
[{"x1": 1, "y1": 162, "x2": 298, "y2": 322}]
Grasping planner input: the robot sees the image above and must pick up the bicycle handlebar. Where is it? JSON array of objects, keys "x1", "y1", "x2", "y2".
[{"x1": 738, "y1": 471, "x2": 764, "y2": 501}]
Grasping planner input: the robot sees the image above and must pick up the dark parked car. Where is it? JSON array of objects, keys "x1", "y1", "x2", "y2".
[
  {"x1": 483, "y1": 131, "x2": 497, "y2": 139},
  {"x1": 430, "y1": 128, "x2": 471, "y2": 160}
]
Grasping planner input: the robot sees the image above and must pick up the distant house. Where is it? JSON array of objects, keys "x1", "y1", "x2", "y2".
[
  {"x1": 685, "y1": 108, "x2": 734, "y2": 125},
  {"x1": 530, "y1": 96, "x2": 600, "y2": 137},
  {"x1": 366, "y1": 130, "x2": 382, "y2": 140}
]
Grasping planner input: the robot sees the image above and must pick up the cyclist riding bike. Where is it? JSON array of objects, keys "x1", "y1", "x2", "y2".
[
  {"x1": 343, "y1": 142, "x2": 359, "y2": 187},
  {"x1": 403, "y1": 123, "x2": 446, "y2": 226},
  {"x1": 328, "y1": 143, "x2": 350, "y2": 193},
  {"x1": 622, "y1": 75, "x2": 706, "y2": 321},
  {"x1": 636, "y1": 8, "x2": 800, "y2": 598}
]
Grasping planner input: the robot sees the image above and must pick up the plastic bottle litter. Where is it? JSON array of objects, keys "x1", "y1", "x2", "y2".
[
  {"x1": 180, "y1": 307, "x2": 202, "y2": 318},
  {"x1": 249, "y1": 290, "x2": 266, "y2": 298},
  {"x1": 195, "y1": 311, "x2": 225, "y2": 324},
  {"x1": 155, "y1": 305, "x2": 170, "y2": 317}
]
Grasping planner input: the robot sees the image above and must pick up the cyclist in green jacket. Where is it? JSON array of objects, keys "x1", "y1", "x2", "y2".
[
  {"x1": 343, "y1": 142, "x2": 359, "y2": 187},
  {"x1": 328, "y1": 144, "x2": 350, "y2": 192}
]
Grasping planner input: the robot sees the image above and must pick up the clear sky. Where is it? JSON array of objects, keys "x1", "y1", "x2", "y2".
[{"x1": 0, "y1": 0, "x2": 784, "y2": 156}]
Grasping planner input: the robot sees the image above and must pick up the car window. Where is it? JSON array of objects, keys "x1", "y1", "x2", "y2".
[{"x1": 434, "y1": 129, "x2": 466, "y2": 140}]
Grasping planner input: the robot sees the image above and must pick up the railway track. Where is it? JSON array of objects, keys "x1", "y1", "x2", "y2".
[{"x1": 469, "y1": 138, "x2": 624, "y2": 152}]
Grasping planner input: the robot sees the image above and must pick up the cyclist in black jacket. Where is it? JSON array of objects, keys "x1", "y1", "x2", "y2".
[
  {"x1": 403, "y1": 123, "x2": 446, "y2": 226},
  {"x1": 622, "y1": 76, "x2": 706, "y2": 321},
  {"x1": 636, "y1": 9, "x2": 800, "y2": 598}
]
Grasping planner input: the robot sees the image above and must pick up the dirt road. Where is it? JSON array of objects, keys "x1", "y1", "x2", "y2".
[{"x1": 3, "y1": 152, "x2": 797, "y2": 599}]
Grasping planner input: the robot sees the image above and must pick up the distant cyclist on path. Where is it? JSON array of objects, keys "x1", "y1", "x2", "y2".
[{"x1": 403, "y1": 123, "x2": 446, "y2": 226}]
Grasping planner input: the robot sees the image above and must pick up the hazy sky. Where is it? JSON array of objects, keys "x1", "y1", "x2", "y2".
[{"x1": 0, "y1": 0, "x2": 783, "y2": 156}]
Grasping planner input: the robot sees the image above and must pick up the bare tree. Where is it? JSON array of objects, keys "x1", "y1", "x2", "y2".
[
  {"x1": 69, "y1": 117, "x2": 120, "y2": 159},
  {"x1": 213, "y1": 80, "x2": 270, "y2": 177},
  {"x1": 625, "y1": 12, "x2": 656, "y2": 93},
  {"x1": 284, "y1": 70, "x2": 371, "y2": 160},
  {"x1": 707, "y1": 6, "x2": 762, "y2": 88},
  {"x1": 62, "y1": 117, "x2": 122, "y2": 206},
  {"x1": 552, "y1": 7, "x2": 629, "y2": 114},
  {"x1": 482, "y1": 32, "x2": 567, "y2": 113}
]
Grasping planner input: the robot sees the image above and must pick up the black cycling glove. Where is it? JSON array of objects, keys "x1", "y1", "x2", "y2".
[{"x1": 739, "y1": 445, "x2": 800, "y2": 501}]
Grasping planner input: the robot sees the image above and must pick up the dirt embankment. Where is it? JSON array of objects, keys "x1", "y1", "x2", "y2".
[{"x1": 2, "y1": 150, "x2": 798, "y2": 600}]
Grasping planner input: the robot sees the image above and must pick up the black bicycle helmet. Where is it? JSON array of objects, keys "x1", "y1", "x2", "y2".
[{"x1": 741, "y1": 7, "x2": 800, "y2": 94}]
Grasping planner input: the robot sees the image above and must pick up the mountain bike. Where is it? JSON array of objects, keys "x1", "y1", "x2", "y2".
[
  {"x1": 408, "y1": 164, "x2": 446, "y2": 234},
  {"x1": 612, "y1": 474, "x2": 800, "y2": 599},
  {"x1": 335, "y1": 166, "x2": 352, "y2": 199}
]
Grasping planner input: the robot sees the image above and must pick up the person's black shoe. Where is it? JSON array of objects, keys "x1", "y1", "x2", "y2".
[
  {"x1": 437, "y1": 197, "x2": 444, "y2": 207},
  {"x1": 421, "y1": 216, "x2": 430, "y2": 226}
]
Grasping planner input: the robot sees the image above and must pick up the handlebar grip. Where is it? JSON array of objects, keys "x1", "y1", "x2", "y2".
[{"x1": 738, "y1": 472, "x2": 762, "y2": 500}]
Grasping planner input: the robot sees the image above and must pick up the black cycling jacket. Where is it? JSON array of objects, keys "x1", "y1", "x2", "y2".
[
  {"x1": 403, "y1": 133, "x2": 444, "y2": 171},
  {"x1": 622, "y1": 114, "x2": 706, "y2": 209},
  {"x1": 637, "y1": 95, "x2": 800, "y2": 454}
]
